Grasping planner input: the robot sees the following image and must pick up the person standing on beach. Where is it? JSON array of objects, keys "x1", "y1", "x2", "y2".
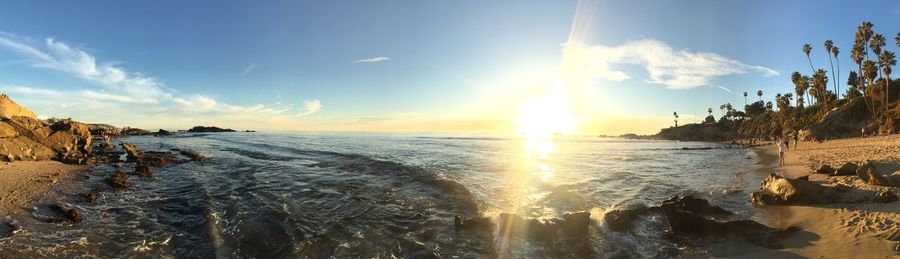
[{"x1": 777, "y1": 137, "x2": 787, "y2": 168}]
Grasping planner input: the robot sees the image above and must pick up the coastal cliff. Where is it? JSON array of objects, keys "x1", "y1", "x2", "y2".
[{"x1": 0, "y1": 95, "x2": 92, "y2": 162}]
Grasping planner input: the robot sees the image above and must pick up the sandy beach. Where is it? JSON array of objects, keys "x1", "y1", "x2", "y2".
[
  {"x1": 0, "y1": 161, "x2": 87, "y2": 214},
  {"x1": 754, "y1": 135, "x2": 900, "y2": 258}
]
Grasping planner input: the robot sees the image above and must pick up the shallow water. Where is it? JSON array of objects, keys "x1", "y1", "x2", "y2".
[{"x1": 0, "y1": 132, "x2": 771, "y2": 258}]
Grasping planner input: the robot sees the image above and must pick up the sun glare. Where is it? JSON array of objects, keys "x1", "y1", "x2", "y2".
[{"x1": 517, "y1": 82, "x2": 577, "y2": 137}]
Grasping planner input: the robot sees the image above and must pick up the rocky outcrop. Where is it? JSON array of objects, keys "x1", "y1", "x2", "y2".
[
  {"x1": 121, "y1": 127, "x2": 152, "y2": 135},
  {"x1": 833, "y1": 162, "x2": 858, "y2": 176},
  {"x1": 187, "y1": 126, "x2": 236, "y2": 133},
  {"x1": 660, "y1": 196, "x2": 798, "y2": 249},
  {"x1": 751, "y1": 174, "x2": 892, "y2": 205},
  {"x1": 45, "y1": 203, "x2": 83, "y2": 224},
  {"x1": 107, "y1": 171, "x2": 132, "y2": 190},
  {"x1": 657, "y1": 123, "x2": 736, "y2": 142},
  {"x1": 0, "y1": 94, "x2": 36, "y2": 119},
  {"x1": 0, "y1": 115, "x2": 92, "y2": 163},
  {"x1": 808, "y1": 97, "x2": 873, "y2": 139},
  {"x1": 179, "y1": 149, "x2": 208, "y2": 162},
  {"x1": 496, "y1": 211, "x2": 591, "y2": 241},
  {"x1": 815, "y1": 164, "x2": 836, "y2": 174}
]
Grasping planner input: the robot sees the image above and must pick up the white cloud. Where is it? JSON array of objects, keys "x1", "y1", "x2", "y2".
[
  {"x1": 352, "y1": 56, "x2": 390, "y2": 63},
  {"x1": 297, "y1": 100, "x2": 321, "y2": 116},
  {"x1": 240, "y1": 63, "x2": 256, "y2": 76},
  {"x1": 0, "y1": 32, "x2": 320, "y2": 128},
  {"x1": 562, "y1": 39, "x2": 778, "y2": 89}
]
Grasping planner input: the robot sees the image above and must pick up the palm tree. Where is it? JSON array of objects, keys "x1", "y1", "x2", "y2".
[
  {"x1": 871, "y1": 34, "x2": 886, "y2": 77},
  {"x1": 852, "y1": 42, "x2": 868, "y2": 108},
  {"x1": 847, "y1": 71, "x2": 860, "y2": 98},
  {"x1": 896, "y1": 32, "x2": 900, "y2": 48},
  {"x1": 791, "y1": 71, "x2": 805, "y2": 107},
  {"x1": 832, "y1": 46, "x2": 841, "y2": 97},
  {"x1": 825, "y1": 40, "x2": 837, "y2": 94},
  {"x1": 801, "y1": 75, "x2": 812, "y2": 105},
  {"x1": 863, "y1": 60, "x2": 878, "y2": 112},
  {"x1": 813, "y1": 69, "x2": 829, "y2": 110},
  {"x1": 707, "y1": 107, "x2": 713, "y2": 116},
  {"x1": 879, "y1": 51, "x2": 895, "y2": 113},
  {"x1": 803, "y1": 44, "x2": 814, "y2": 73},
  {"x1": 858, "y1": 21, "x2": 874, "y2": 60},
  {"x1": 673, "y1": 111, "x2": 679, "y2": 127},
  {"x1": 743, "y1": 91, "x2": 748, "y2": 107},
  {"x1": 757, "y1": 90, "x2": 763, "y2": 102}
]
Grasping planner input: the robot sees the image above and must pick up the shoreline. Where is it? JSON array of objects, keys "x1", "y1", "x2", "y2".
[
  {"x1": 0, "y1": 161, "x2": 88, "y2": 214},
  {"x1": 748, "y1": 135, "x2": 900, "y2": 257}
]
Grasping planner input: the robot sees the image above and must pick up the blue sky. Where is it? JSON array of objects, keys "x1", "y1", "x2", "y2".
[{"x1": 0, "y1": 0, "x2": 898, "y2": 134}]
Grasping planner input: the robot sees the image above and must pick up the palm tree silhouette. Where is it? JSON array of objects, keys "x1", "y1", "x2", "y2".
[
  {"x1": 743, "y1": 92, "x2": 748, "y2": 107},
  {"x1": 825, "y1": 40, "x2": 837, "y2": 94},
  {"x1": 863, "y1": 60, "x2": 878, "y2": 112},
  {"x1": 803, "y1": 44, "x2": 815, "y2": 73},
  {"x1": 832, "y1": 46, "x2": 841, "y2": 97},
  {"x1": 879, "y1": 51, "x2": 895, "y2": 113},
  {"x1": 757, "y1": 90, "x2": 763, "y2": 102}
]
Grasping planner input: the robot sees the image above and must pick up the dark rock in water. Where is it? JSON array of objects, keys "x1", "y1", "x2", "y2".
[
  {"x1": 661, "y1": 195, "x2": 732, "y2": 216},
  {"x1": 155, "y1": 129, "x2": 173, "y2": 136},
  {"x1": 120, "y1": 142, "x2": 143, "y2": 161},
  {"x1": 143, "y1": 151, "x2": 184, "y2": 167},
  {"x1": 0, "y1": 221, "x2": 21, "y2": 238},
  {"x1": 815, "y1": 164, "x2": 836, "y2": 174},
  {"x1": 751, "y1": 174, "x2": 886, "y2": 205},
  {"x1": 135, "y1": 161, "x2": 152, "y2": 178},
  {"x1": 187, "y1": 126, "x2": 236, "y2": 133},
  {"x1": 660, "y1": 196, "x2": 798, "y2": 249},
  {"x1": 603, "y1": 205, "x2": 654, "y2": 232},
  {"x1": 47, "y1": 203, "x2": 83, "y2": 223},
  {"x1": 78, "y1": 186, "x2": 105, "y2": 203},
  {"x1": 107, "y1": 171, "x2": 132, "y2": 190},
  {"x1": 454, "y1": 215, "x2": 492, "y2": 231},
  {"x1": 180, "y1": 149, "x2": 208, "y2": 162},
  {"x1": 874, "y1": 190, "x2": 898, "y2": 203},
  {"x1": 121, "y1": 126, "x2": 152, "y2": 136},
  {"x1": 496, "y1": 211, "x2": 591, "y2": 241},
  {"x1": 833, "y1": 162, "x2": 858, "y2": 176}
]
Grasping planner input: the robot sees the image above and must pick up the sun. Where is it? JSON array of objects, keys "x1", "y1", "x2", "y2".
[{"x1": 517, "y1": 81, "x2": 577, "y2": 138}]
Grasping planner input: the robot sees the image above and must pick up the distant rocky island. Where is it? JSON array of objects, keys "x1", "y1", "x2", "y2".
[{"x1": 186, "y1": 126, "x2": 237, "y2": 133}]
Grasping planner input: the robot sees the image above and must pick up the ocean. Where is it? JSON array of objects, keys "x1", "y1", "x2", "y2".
[{"x1": 0, "y1": 132, "x2": 771, "y2": 258}]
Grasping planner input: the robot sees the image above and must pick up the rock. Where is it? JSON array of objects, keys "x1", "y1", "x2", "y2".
[
  {"x1": 0, "y1": 94, "x2": 37, "y2": 119},
  {"x1": 155, "y1": 129, "x2": 173, "y2": 136},
  {"x1": 120, "y1": 127, "x2": 152, "y2": 135},
  {"x1": 86, "y1": 123, "x2": 118, "y2": 136},
  {"x1": 0, "y1": 115, "x2": 92, "y2": 162},
  {"x1": 815, "y1": 164, "x2": 836, "y2": 174},
  {"x1": 180, "y1": 149, "x2": 208, "y2": 162},
  {"x1": 135, "y1": 162, "x2": 152, "y2": 178},
  {"x1": 874, "y1": 190, "x2": 898, "y2": 203},
  {"x1": 187, "y1": 126, "x2": 236, "y2": 133},
  {"x1": 497, "y1": 211, "x2": 591, "y2": 241},
  {"x1": 797, "y1": 175, "x2": 810, "y2": 181},
  {"x1": 751, "y1": 173, "x2": 887, "y2": 205},
  {"x1": 833, "y1": 162, "x2": 858, "y2": 176},
  {"x1": 107, "y1": 171, "x2": 132, "y2": 190},
  {"x1": 454, "y1": 215, "x2": 492, "y2": 231},
  {"x1": 120, "y1": 142, "x2": 143, "y2": 161},
  {"x1": 660, "y1": 196, "x2": 798, "y2": 249},
  {"x1": 603, "y1": 205, "x2": 655, "y2": 232},
  {"x1": 78, "y1": 186, "x2": 105, "y2": 203},
  {"x1": 0, "y1": 221, "x2": 21, "y2": 238},
  {"x1": 808, "y1": 97, "x2": 874, "y2": 139},
  {"x1": 660, "y1": 195, "x2": 732, "y2": 216},
  {"x1": 47, "y1": 203, "x2": 83, "y2": 223}
]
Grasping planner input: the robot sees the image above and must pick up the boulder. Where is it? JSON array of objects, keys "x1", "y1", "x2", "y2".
[
  {"x1": 454, "y1": 215, "x2": 492, "y2": 231},
  {"x1": 833, "y1": 162, "x2": 858, "y2": 176},
  {"x1": 180, "y1": 149, "x2": 208, "y2": 162},
  {"x1": 0, "y1": 221, "x2": 21, "y2": 238},
  {"x1": 815, "y1": 164, "x2": 836, "y2": 174},
  {"x1": 78, "y1": 186, "x2": 105, "y2": 203},
  {"x1": 0, "y1": 94, "x2": 36, "y2": 119},
  {"x1": 796, "y1": 175, "x2": 810, "y2": 181},
  {"x1": 135, "y1": 162, "x2": 152, "y2": 178},
  {"x1": 660, "y1": 196, "x2": 799, "y2": 249},
  {"x1": 47, "y1": 203, "x2": 83, "y2": 224},
  {"x1": 121, "y1": 142, "x2": 143, "y2": 161},
  {"x1": 0, "y1": 135, "x2": 57, "y2": 161},
  {"x1": 751, "y1": 174, "x2": 889, "y2": 205},
  {"x1": 107, "y1": 171, "x2": 132, "y2": 190},
  {"x1": 496, "y1": 211, "x2": 591, "y2": 241}
]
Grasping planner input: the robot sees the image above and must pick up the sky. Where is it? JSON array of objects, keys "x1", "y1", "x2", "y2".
[{"x1": 0, "y1": 0, "x2": 898, "y2": 135}]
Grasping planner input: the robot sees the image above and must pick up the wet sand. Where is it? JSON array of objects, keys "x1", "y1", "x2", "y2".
[
  {"x1": 752, "y1": 135, "x2": 900, "y2": 258},
  {"x1": 0, "y1": 161, "x2": 87, "y2": 214}
]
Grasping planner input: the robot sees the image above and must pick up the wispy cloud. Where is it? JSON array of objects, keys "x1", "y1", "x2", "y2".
[
  {"x1": 562, "y1": 39, "x2": 778, "y2": 89},
  {"x1": 352, "y1": 56, "x2": 390, "y2": 63},
  {"x1": 0, "y1": 32, "x2": 319, "y2": 129},
  {"x1": 240, "y1": 63, "x2": 256, "y2": 76},
  {"x1": 297, "y1": 100, "x2": 321, "y2": 116}
]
